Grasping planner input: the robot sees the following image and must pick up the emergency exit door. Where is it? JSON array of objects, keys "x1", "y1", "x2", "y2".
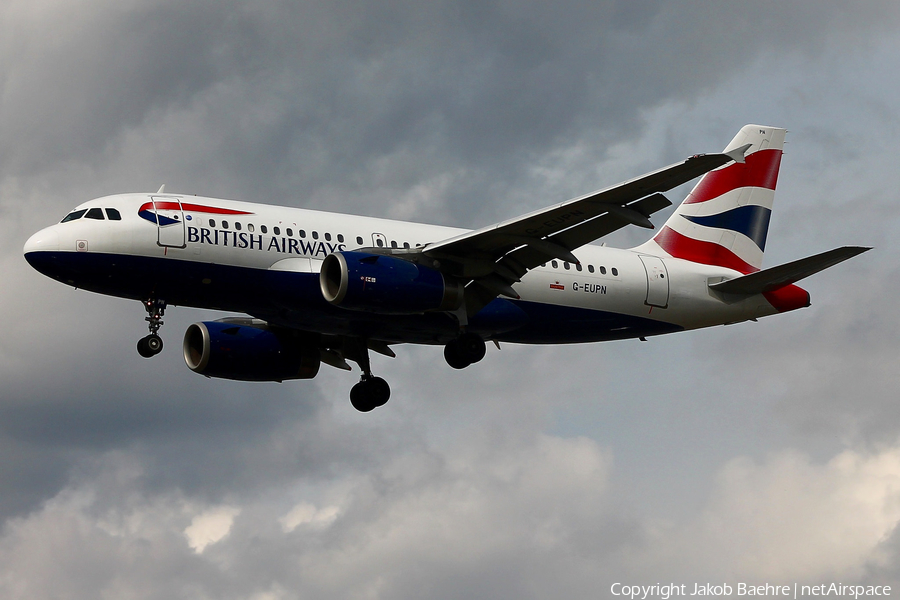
[
  {"x1": 639, "y1": 255, "x2": 669, "y2": 308},
  {"x1": 152, "y1": 196, "x2": 186, "y2": 248}
]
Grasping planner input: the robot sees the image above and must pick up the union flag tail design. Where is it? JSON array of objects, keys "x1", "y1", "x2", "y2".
[{"x1": 637, "y1": 125, "x2": 786, "y2": 274}]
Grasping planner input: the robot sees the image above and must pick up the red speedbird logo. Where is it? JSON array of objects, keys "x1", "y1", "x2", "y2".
[{"x1": 138, "y1": 201, "x2": 253, "y2": 226}]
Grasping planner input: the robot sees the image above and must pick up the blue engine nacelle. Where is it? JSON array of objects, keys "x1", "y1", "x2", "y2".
[
  {"x1": 183, "y1": 320, "x2": 320, "y2": 382},
  {"x1": 319, "y1": 251, "x2": 463, "y2": 314}
]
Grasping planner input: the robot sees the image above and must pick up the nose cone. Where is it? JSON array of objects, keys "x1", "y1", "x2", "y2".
[
  {"x1": 24, "y1": 227, "x2": 60, "y2": 254},
  {"x1": 24, "y1": 227, "x2": 60, "y2": 271}
]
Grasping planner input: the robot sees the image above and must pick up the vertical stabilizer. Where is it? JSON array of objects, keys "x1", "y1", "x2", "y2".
[{"x1": 636, "y1": 125, "x2": 786, "y2": 273}]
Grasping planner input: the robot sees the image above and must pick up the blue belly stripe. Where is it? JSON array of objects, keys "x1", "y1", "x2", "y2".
[{"x1": 23, "y1": 250, "x2": 682, "y2": 345}]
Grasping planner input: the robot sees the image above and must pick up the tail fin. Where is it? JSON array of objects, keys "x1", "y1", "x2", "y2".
[{"x1": 636, "y1": 125, "x2": 786, "y2": 273}]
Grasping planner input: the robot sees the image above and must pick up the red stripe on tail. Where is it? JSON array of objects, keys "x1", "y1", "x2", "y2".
[
  {"x1": 684, "y1": 149, "x2": 782, "y2": 205},
  {"x1": 654, "y1": 226, "x2": 759, "y2": 274}
]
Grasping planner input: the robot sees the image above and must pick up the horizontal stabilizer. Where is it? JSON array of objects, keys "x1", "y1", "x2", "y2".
[{"x1": 709, "y1": 246, "x2": 871, "y2": 295}]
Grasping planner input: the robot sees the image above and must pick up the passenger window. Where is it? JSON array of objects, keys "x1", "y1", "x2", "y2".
[
  {"x1": 312, "y1": 231, "x2": 319, "y2": 240},
  {"x1": 248, "y1": 224, "x2": 255, "y2": 232},
  {"x1": 391, "y1": 240, "x2": 398, "y2": 248},
  {"x1": 299, "y1": 230, "x2": 306, "y2": 238},
  {"x1": 235, "y1": 222, "x2": 242, "y2": 231},
  {"x1": 551, "y1": 260, "x2": 558, "y2": 269},
  {"x1": 274, "y1": 227, "x2": 281, "y2": 235},
  {"x1": 403, "y1": 242, "x2": 410, "y2": 249},
  {"x1": 325, "y1": 233, "x2": 332, "y2": 241},
  {"x1": 612, "y1": 268, "x2": 618, "y2": 276},
  {"x1": 105, "y1": 208, "x2": 122, "y2": 221},
  {"x1": 600, "y1": 266, "x2": 607, "y2": 275},
  {"x1": 338, "y1": 234, "x2": 345, "y2": 243},
  {"x1": 286, "y1": 228, "x2": 293, "y2": 236},
  {"x1": 563, "y1": 262, "x2": 570, "y2": 270},
  {"x1": 588, "y1": 265, "x2": 594, "y2": 273},
  {"x1": 356, "y1": 236, "x2": 363, "y2": 245},
  {"x1": 222, "y1": 221, "x2": 229, "y2": 229},
  {"x1": 576, "y1": 263, "x2": 582, "y2": 272},
  {"x1": 209, "y1": 219, "x2": 216, "y2": 227},
  {"x1": 85, "y1": 208, "x2": 105, "y2": 220},
  {"x1": 261, "y1": 225, "x2": 268, "y2": 234},
  {"x1": 61, "y1": 209, "x2": 87, "y2": 223},
  {"x1": 376, "y1": 238, "x2": 384, "y2": 247}
]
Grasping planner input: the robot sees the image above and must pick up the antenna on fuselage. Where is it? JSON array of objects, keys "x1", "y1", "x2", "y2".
[{"x1": 157, "y1": 184, "x2": 166, "y2": 194}]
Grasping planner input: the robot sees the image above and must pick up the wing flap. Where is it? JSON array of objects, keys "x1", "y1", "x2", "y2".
[{"x1": 541, "y1": 192, "x2": 671, "y2": 255}]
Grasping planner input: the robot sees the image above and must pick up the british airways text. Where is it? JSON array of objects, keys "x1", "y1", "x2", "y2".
[{"x1": 187, "y1": 226, "x2": 347, "y2": 257}]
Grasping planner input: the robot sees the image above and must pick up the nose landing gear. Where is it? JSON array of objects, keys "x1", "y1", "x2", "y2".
[{"x1": 137, "y1": 299, "x2": 166, "y2": 358}]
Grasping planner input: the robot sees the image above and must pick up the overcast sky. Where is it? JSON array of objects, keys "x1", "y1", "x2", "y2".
[{"x1": 3, "y1": 1, "x2": 900, "y2": 598}]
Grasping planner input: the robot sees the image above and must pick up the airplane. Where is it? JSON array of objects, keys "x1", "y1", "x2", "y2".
[{"x1": 23, "y1": 125, "x2": 869, "y2": 412}]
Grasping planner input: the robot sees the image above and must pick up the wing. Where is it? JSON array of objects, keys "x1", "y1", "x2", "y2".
[{"x1": 415, "y1": 146, "x2": 750, "y2": 315}]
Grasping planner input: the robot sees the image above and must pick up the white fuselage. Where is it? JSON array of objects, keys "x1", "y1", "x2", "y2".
[{"x1": 24, "y1": 192, "x2": 781, "y2": 346}]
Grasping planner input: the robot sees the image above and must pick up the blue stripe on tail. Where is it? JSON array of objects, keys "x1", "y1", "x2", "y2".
[{"x1": 681, "y1": 205, "x2": 772, "y2": 251}]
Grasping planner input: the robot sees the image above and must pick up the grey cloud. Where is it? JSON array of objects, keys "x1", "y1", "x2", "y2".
[
  {"x1": 0, "y1": 432, "x2": 642, "y2": 600},
  {"x1": 3, "y1": 0, "x2": 900, "y2": 597},
  {"x1": 0, "y1": 1, "x2": 267, "y2": 175},
  {"x1": 9, "y1": 1, "x2": 898, "y2": 224}
]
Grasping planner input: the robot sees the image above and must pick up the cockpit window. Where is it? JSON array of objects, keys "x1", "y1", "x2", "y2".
[
  {"x1": 106, "y1": 208, "x2": 122, "y2": 221},
  {"x1": 85, "y1": 208, "x2": 105, "y2": 220},
  {"x1": 61, "y1": 209, "x2": 87, "y2": 223}
]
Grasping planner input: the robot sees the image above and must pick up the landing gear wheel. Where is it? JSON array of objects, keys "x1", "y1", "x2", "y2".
[
  {"x1": 368, "y1": 377, "x2": 391, "y2": 408},
  {"x1": 444, "y1": 333, "x2": 486, "y2": 369},
  {"x1": 137, "y1": 337, "x2": 153, "y2": 358},
  {"x1": 350, "y1": 376, "x2": 391, "y2": 412},
  {"x1": 458, "y1": 333, "x2": 486, "y2": 364},
  {"x1": 137, "y1": 334, "x2": 163, "y2": 358},
  {"x1": 146, "y1": 334, "x2": 163, "y2": 354},
  {"x1": 444, "y1": 340, "x2": 470, "y2": 369}
]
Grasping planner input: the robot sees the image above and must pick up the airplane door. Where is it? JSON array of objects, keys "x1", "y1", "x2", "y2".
[
  {"x1": 640, "y1": 255, "x2": 669, "y2": 308},
  {"x1": 152, "y1": 196, "x2": 186, "y2": 248},
  {"x1": 372, "y1": 233, "x2": 388, "y2": 248}
]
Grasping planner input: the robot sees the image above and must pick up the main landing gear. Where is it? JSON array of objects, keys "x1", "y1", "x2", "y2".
[
  {"x1": 350, "y1": 375, "x2": 391, "y2": 413},
  {"x1": 137, "y1": 299, "x2": 166, "y2": 358},
  {"x1": 348, "y1": 339, "x2": 391, "y2": 412},
  {"x1": 444, "y1": 332, "x2": 486, "y2": 369}
]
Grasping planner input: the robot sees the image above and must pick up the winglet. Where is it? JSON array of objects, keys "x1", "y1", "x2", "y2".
[{"x1": 724, "y1": 143, "x2": 752, "y2": 164}]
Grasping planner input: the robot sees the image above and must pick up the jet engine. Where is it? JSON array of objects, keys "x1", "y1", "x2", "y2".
[
  {"x1": 183, "y1": 320, "x2": 320, "y2": 381},
  {"x1": 319, "y1": 251, "x2": 463, "y2": 314}
]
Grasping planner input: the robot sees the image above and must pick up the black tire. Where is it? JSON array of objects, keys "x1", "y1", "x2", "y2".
[
  {"x1": 368, "y1": 376, "x2": 391, "y2": 408},
  {"x1": 443, "y1": 340, "x2": 471, "y2": 369},
  {"x1": 350, "y1": 377, "x2": 392, "y2": 412},
  {"x1": 458, "y1": 333, "x2": 486, "y2": 364},
  {"x1": 146, "y1": 334, "x2": 163, "y2": 355},
  {"x1": 137, "y1": 337, "x2": 154, "y2": 358},
  {"x1": 350, "y1": 381, "x2": 377, "y2": 412}
]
